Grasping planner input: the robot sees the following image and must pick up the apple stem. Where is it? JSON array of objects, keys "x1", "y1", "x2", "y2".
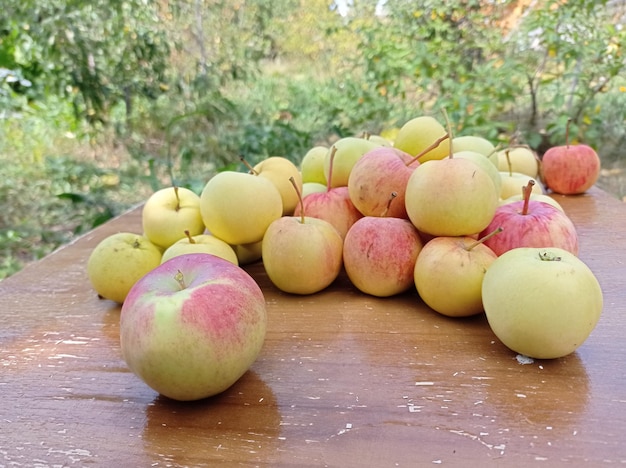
[
  {"x1": 521, "y1": 179, "x2": 535, "y2": 215},
  {"x1": 174, "y1": 270, "x2": 186, "y2": 290},
  {"x1": 466, "y1": 227, "x2": 503, "y2": 251},
  {"x1": 565, "y1": 118, "x2": 572, "y2": 149},
  {"x1": 381, "y1": 191, "x2": 397, "y2": 217},
  {"x1": 290, "y1": 176, "x2": 305, "y2": 224},
  {"x1": 505, "y1": 149, "x2": 513, "y2": 176},
  {"x1": 406, "y1": 132, "x2": 450, "y2": 166},
  {"x1": 362, "y1": 131, "x2": 371, "y2": 140},
  {"x1": 442, "y1": 108, "x2": 454, "y2": 158},
  {"x1": 239, "y1": 156, "x2": 259, "y2": 175},
  {"x1": 327, "y1": 146, "x2": 337, "y2": 191},
  {"x1": 184, "y1": 230, "x2": 196, "y2": 244},
  {"x1": 173, "y1": 186, "x2": 181, "y2": 212}
]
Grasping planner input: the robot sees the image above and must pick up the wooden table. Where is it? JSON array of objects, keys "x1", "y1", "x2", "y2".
[{"x1": 1, "y1": 187, "x2": 625, "y2": 467}]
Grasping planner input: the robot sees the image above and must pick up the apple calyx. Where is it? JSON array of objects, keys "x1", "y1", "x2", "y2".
[
  {"x1": 405, "y1": 132, "x2": 450, "y2": 167},
  {"x1": 132, "y1": 238, "x2": 142, "y2": 249},
  {"x1": 380, "y1": 192, "x2": 398, "y2": 217},
  {"x1": 184, "y1": 230, "x2": 196, "y2": 244},
  {"x1": 539, "y1": 251, "x2": 562, "y2": 262},
  {"x1": 239, "y1": 156, "x2": 259, "y2": 175},
  {"x1": 289, "y1": 176, "x2": 306, "y2": 224},
  {"x1": 520, "y1": 180, "x2": 535, "y2": 215},
  {"x1": 466, "y1": 227, "x2": 503, "y2": 251},
  {"x1": 327, "y1": 146, "x2": 337, "y2": 191},
  {"x1": 174, "y1": 269, "x2": 187, "y2": 289}
]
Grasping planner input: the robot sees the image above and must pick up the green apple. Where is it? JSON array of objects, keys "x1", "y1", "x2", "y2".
[
  {"x1": 405, "y1": 157, "x2": 499, "y2": 237},
  {"x1": 452, "y1": 135, "x2": 497, "y2": 164},
  {"x1": 120, "y1": 253, "x2": 267, "y2": 401},
  {"x1": 161, "y1": 231, "x2": 238, "y2": 265},
  {"x1": 482, "y1": 247, "x2": 603, "y2": 359},
  {"x1": 253, "y1": 156, "x2": 303, "y2": 216},
  {"x1": 199, "y1": 171, "x2": 283, "y2": 246},
  {"x1": 262, "y1": 213, "x2": 343, "y2": 295},
  {"x1": 414, "y1": 233, "x2": 499, "y2": 317},
  {"x1": 300, "y1": 146, "x2": 328, "y2": 185},
  {"x1": 87, "y1": 232, "x2": 163, "y2": 304},
  {"x1": 497, "y1": 146, "x2": 540, "y2": 178},
  {"x1": 393, "y1": 115, "x2": 450, "y2": 163},
  {"x1": 323, "y1": 137, "x2": 380, "y2": 188},
  {"x1": 142, "y1": 186, "x2": 205, "y2": 250}
]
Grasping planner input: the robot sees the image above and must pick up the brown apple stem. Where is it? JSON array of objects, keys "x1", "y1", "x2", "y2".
[
  {"x1": 174, "y1": 270, "x2": 186, "y2": 290},
  {"x1": 441, "y1": 108, "x2": 454, "y2": 158},
  {"x1": 505, "y1": 149, "x2": 513, "y2": 176},
  {"x1": 466, "y1": 227, "x2": 503, "y2": 251},
  {"x1": 565, "y1": 118, "x2": 572, "y2": 148},
  {"x1": 521, "y1": 180, "x2": 535, "y2": 215},
  {"x1": 184, "y1": 230, "x2": 196, "y2": 244},
  {"x1": 239, "y1": 156, "x2": 259, "y2": 175},
  {"x1": 362, "y1": 131, "x2": 371, "y2": 140},
  {"x1": 289, "y1": 176, "x2": 305, "y2": 223},
  {"x1": 327, "y1": 146, "x2": 337, "y2": 191},
  {"x1": 173, "y1": 186, "x2": 181, "y2": 211},
  {"x1": 381, "y1": 192, "x2": 397, "y2": 217},
  {"x1": 406, "y1": 133, "x2": 450, "y2": 166}
]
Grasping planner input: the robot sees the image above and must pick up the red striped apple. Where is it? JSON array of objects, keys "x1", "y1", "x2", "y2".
[{"x1": 120, "y1": 253, "x2": 267, "y2": 401}]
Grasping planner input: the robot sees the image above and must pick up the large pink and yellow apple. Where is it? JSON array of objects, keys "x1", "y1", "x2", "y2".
[{"x1": 120, "y1": 253, "x2": 267, "y2": 401}]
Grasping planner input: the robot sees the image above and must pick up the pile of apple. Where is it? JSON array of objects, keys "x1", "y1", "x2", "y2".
[{"x1": 86, "y1": 114, "x2": 604, "y2": 401}]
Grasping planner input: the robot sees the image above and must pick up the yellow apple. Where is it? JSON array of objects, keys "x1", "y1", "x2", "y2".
[
  {"x1": 302, "y1": 182, "x2": 328, "y2": 197},
  {"x1": 300, "y1": 146, "x2": 328, "y2": 185},
  {"x1": 452, "y1": 135, "x2": 498, "y2": 166},
  {"x1": 323, "y1": 137, "x2": 380, "y2": 188},
  {"x1": 393, "y1": 115, "x2": 450, "y2": 163},
  {"x1": 87, "y1": 232, "x2": 163, "y2": 304},
  {"x1": 161, "y1": 231, "x2": 238, "y2": 265},
  {"x1": 499, "y1": 171, "x2": 544, "y2": 199},
  {"x1": 253, "y1": 156, "x2": 302, "y2": 216},
  {"x1": 142, "y1": 186, "x2": 205, "y2": 250},
  {"x1": 497, "y1": 146, "x2": 540, "y2": 178},
  {"x1": 230, "y1": 240, "x2": 263, "y2": 265}
]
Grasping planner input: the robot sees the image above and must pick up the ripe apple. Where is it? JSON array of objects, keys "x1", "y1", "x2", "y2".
[
  {"x1": 480, "y1": 181, "x2": 579, "y2": 256},
  {"x1": 120, "y1": 253, "x2": 267, "y2": 401},
  {"x1": 199, "y1": 170, "x2": 283, "y2": 245},
  {"x1": 300, "y1": 146, "x2": 328, "y2": 185},
  {"x1": 452, "y1": 135, "x2": 497, "y2": 164},
  {"x1": 347, "y1": 146, "x2": 418, "y2": 219},
  {"x1": 499, "y1": 171, "x2": 543, "y2": 200},
  {"x1": 87, "y1": 232, "x2": 163, "y2": 304},
  {"x1": 343, "y1": 202, "x2": 423, "y2": 297},
  {"x1": 252, "y1": 156, "x2": 303, "y2": 216},
  {"x1": 322, "y1": 137, "x2": 380, "y2": 188},
  {"x1": 541, "y1": 122, "x2": 601, "y2": 195},
  {"x1": 450, "y1": 150, "x2": 502, "y2": 198},
  {"x1": 405, "y1": 157, "x2": 499, "y2": 237},
  {"x1": 482, "y1": 247, "x2": 603, "y2": 359},
  {"x1": 414, "y1": 231, "x2": 500, "y2": 317},
  {"x1": 142, "y1": 186, "x2": 205, "y2": 249},
  {"x1": 262, "y1": 178, "x2": 344, "y2": 295},
  {"x1": 497, "y1": 146, "x2": 540, "y2": 178},
  {"x1": 393, "y1": 115, "x2": 451, "y2": 163},
  {"x1": 161, "y1": 230, "x2": 239, "y2": 265}
]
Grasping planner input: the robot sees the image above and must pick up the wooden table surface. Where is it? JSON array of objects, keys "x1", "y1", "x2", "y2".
[{"x1": 1, "y1": 186, "x2": 625, "y2": 467}]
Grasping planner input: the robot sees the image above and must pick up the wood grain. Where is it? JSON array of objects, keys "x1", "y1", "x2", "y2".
[{"x1": 1, "y1": 187, "x2": 625, "y2": 467}]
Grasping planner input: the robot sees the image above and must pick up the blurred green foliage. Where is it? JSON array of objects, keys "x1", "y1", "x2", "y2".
[{"x1": 1, "y1": 0, "x2": 625, "y2": 278}]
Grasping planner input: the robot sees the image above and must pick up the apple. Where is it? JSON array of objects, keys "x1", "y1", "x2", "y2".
[
  {"x1": 251, "y1": 156, "x2": 303, "y2": 216},
  {"x1": 365, "y1": 134, "x2": 393, "y2": 147},
  {"x1": 302, "y1": 182, "x2": 328, "y2": 197},
  {"x1": 541, "y1": 120, "x2": 601, "y2": 195},
  {"x1": 482, "y1": 247, "x2": 603, "y2": 359},
  {"x1": 120, "y1": 253, "x2": 267, "y2": 401},
  {"x1": 322, "y1": 137, "x2": 380, "y2": 188},
  {"x1": 497, "y1": 146, "x2": 540, "y2": 178},
  {"x1": 393, "y1": 115, "x2": 451, "y2": 163},
  {"x1": 230, "y1": 240, "x2": 263, "y2": 265},
  {"x1": 347, "y1": 146, "x2": 418, "y2": 219},
  {"x1": 499, "y1": 171, "x2": 543, "y2": 200},
  {"x1": 262, "y1": 178, "x2": 344, "y2": 295},
  {"x1": 161, "y1": 230, "x2": 239, "y2": 265},
  {"x1": 295, "y1": 147, "x2": 363, "y2": 238},
  {"x1": 500, "y1": 192, "x2": 564, "y2": 212},
  {"x1": 343, "y1": 195, "x2": 424, "y2": 297},
  {"x1": 480, "y1": 181, "x2": 579, "y2": 256},
  {"x1": 450, "y1": 150, "x2": 502, "y2": 198},
  {"x1": 142, "y1": 186, "x2": 205, "y2": 249},
  {"x1": 199, "y1": 170, "x2": 283, "y2": 246},
  {"x1": 87, "y1": 232, "x2": 163, "y2": 304},
  {"x1": 414, "y1": 230, "x2": 500, "y2": 317},
  {"x1": 452, "y1": 135, "x2": 497, "y2": 164},
  {"x1": 300, "y1": 146, "x2": 328, "y2": 185},
  {"x1": 405, "y1": 157, "x2": 499, "y2": 237}
]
